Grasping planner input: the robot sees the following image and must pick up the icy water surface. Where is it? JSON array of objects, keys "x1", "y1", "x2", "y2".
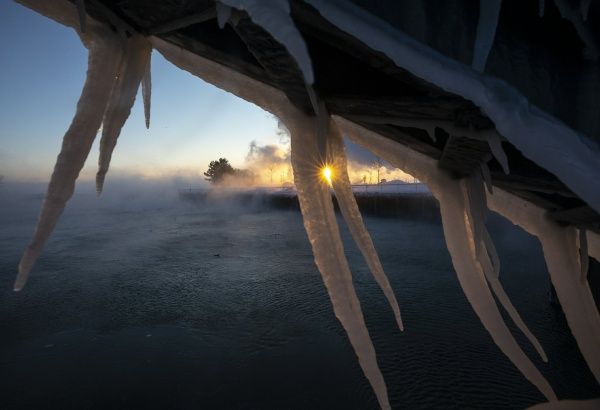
[{"x1": 0, "y1": 185, "x2": 598, "y2": 409}]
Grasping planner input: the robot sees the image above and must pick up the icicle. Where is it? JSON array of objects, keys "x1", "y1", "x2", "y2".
[
  {"x1": 588, "y1": 230, "x2": 600, "y2": 262},
  {"x1": 438, "y1": 180, "x2": 555, "y2": 400},
  {"x1": 486, "y1": 132, "x2": 509, "y2": 174},
  {"x1": 528, "y1": 398, "x2": 600, "y2": 409},
  {"x1": 151, "y1": 39, "x2": 389, "y2": 408},
  {"x1": 487, "y1": 188, "x2": 600, "y2": 385},
  {"x1": 578, "y1": 228, "x2": 589, "y2": 283},
  {"x1": 220, "y1": 0, "x2": 314, "y2": 84},
  {"x1": 328, "y1": 120, "x2": 403, "y2": 331},
  {"x1": 15, "y1": 27, "x2": 124, "y2": 291},
  {"x1": 581, "y1": 0, "x2": 591, "y2": 21},
  {"x1": 553, "y1": 0, "x2": 599, "y2": 60},
  {"x1": 480, "y1": 158, "x2": 494, "y2": 193},
  {"x1": 96, "y1": 34, "x2": 151, "y2": 194},
  {"x1": 337, "y1": 117, "x2": 555, "y2": 399},
  {"x1": 290, "y1": 116, "x2": 391, "y2": 410},
  {"x1": 76, "y1": 0, "x2": 86, "y2": 33},
  {"x1": 216, "y1": 2, "x2": 232, "y2": 29},
  {"x1": 462, "y1": 172, "x2": 548, "y2": 362},
  {"x1": 472, "y1": 0, "x2": 502, "y2": 72},
  {"x1": 142, "y1": 52, "x2": 152, "y2": 129},
  {"x1": 539, "y1": 0, "x2": 545, "y2": 17}
]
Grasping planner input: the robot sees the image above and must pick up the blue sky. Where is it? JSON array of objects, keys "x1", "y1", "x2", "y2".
[{"x1": 0, "y1": 1, "x2": 280, "y2": 183}]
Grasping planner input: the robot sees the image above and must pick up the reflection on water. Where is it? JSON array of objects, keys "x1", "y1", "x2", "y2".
[{"x1": 0, "y1": 186, "x2": 598, "y2": 409}]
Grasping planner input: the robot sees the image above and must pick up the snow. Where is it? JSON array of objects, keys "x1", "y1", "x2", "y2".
[
  {"x1": 329, "y1": 120, "x2": 403, "y2": 331},
  {"x1": 14, "y1": 1, "x2": 125, "y2": 290},
  {"x1": 142, "y1": 53, "x2": 152, "y2": 129},
  {"x1": 472, "y1": 0, "x2": 502, "y2": 72},
  {"x1": 96, "y1": 34, "x2": 152, "y2": 194},
  {"x1": 305, "y1": 0, "x2": 600, "y2": 212},
  {"x1": 220, "y1": 0, "x2": 314, "y2": 84}
]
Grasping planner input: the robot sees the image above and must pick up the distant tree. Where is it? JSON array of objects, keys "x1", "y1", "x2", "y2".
[{"x1": 204, "y1": 158, "x2": 236, "y2": 184}]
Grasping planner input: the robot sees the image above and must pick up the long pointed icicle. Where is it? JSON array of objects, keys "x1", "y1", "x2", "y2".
[
  {"x1": 15, "y1": 29, "x2": 123, "y2": 291},
  {"x1": 486, "y1": 188, "x2": 600, "y2": 384},
  {"x1": 328, "y1": 120, "x2": 403, "y2": 331},
  {"x1": 96, "y1": 34, "x2": 151, "y2": 194},
  {"x1": 472, "y1": 0, "x2": 502, "y2": 72},
  {"x1": 290, "y1": 118, "x2": 391, "y2": 410},
  {"x1": 141, "y1": 51, "x2": 152, "y2": 129},
  {"x1": 336, "y1": 118, "x2": 556, "y2": 401},
  {"x1": 462, "y1": 172, "x2": 548, "y2": 362},
  {"x1": 438, "y1": 180, "x2": 556, "y2": 401}
]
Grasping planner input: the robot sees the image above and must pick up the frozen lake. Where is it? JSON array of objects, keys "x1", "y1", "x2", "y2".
[{"x1": 0, "y1": 183, "x2": 598, "y2": 409}]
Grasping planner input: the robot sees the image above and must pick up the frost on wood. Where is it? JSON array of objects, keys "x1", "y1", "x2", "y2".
[
  {"x1": 96, "y1": 34, "x2": 152, "y2": 194},
  {"x1": 290, "y1": 115, "x2": 391, "y2": 410},
  {"x1": 487, "y1": 188, "x2": 600, "y2": 385},
  {"x1": 220, "y1": 0, "x2": 314, "y2": 84},
  {"x1": 336, "y1": 117, "x2": 556, "y2": 400},
  {"x1": 472, "y1": 0, "x2": 502, "y2": 72},
  {"x1": 328, "y1": 120, "x2": 403, "y2": 331},
  {"x1": 14, "y1": 20, "x2": 124, "y2": 290},
  {"x1": 306, "y1": 0, "x2": 600, "y2": 212},
  {"x1": 142, "y1": 52, "x2": 152, "y2": 129}
]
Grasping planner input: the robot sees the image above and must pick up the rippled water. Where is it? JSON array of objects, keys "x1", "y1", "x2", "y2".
[{"x1": 0, "y1": 185, "x2": 598, "y2": 409}]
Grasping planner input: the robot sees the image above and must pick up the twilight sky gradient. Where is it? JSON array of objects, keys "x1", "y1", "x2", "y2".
[{"x1": 0, "y1": 1, "x2": 281, "y2": 183}]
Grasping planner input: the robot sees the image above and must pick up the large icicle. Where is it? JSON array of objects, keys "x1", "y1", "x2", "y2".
[
  {"x1": 151, "y1": 38, "x2": 390, "y2": 409},
  {"x1": 219, "y1": 0, "x2": 314, "y2": 84},
  {"x1": 472, "y1": 0, "x2": 502, "y2": 72},
  {"x1": 462, "y1": 172, "x2": 547, "y2": 362},
  {"x1": 141, "y1": 52, "x2": 152, "y2": 129},
  {"x1": 14, "y1": 16, "x2": 124, "y2": 290},
  {"x1": 96, "y1": 34, "x2": 151, "y2": 194},
  {"x1": 290, "y1": 116, "x2": 390, "y2": 410},
  {"x1": 305, "y1": 0, "x2": 600, "y2": 212},
  {"x1": 439, "y1": 180, "x2": 555, "y2": 400},
  {"x1": 328, "y1": 120, "x2": 403, "y2": 331},
  {"x1": 335, "y1": 117, "x2": 556, "y2": 400},
  {"x1": 487, "y1": 188, "x2": 600, "y2": 384}
]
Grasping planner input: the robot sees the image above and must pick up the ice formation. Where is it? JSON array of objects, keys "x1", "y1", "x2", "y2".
[
  {"x1": 14, "y1": 0, "x2": 600, "y2": 408},
  {"x1": 328, "y1": 120, "x2": 403, "y2": 331},
  {"x1": 142, "y1": 55, "x2": 152, "y2": 129},
  {"x1": 553, "y1": 0, "x2": 598, "y2": 60},
  {"x1": 472, "y1": 0, "x2": 502, "y2": 72},
  {"x1": 14, "y1": 0, "x2": 125, "y2": 291},
  {"x1": 75, "y1": 0, "x2": 86, "y2": 33},
  {"x1": 487, "y1": 188, "x2": 600, "y2": 385},
  {"x1": 96, "y1": 34, "x2": 152, "y2": 194},
  {"x1": 336, "y1": 117, "x2": 556, "y2": 400},
  {"x1": 220, "y1": 0, "x2": 314, "y2": 84}
]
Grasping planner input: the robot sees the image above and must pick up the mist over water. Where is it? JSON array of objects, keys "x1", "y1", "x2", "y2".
[{"x1": 0, "y1": 181, "x2": 598, "y2": 409}]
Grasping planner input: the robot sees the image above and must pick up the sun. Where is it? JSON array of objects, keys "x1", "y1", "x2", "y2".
[{"x1": 321, "y1": 165, "x2": 333, "y2": 186}]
